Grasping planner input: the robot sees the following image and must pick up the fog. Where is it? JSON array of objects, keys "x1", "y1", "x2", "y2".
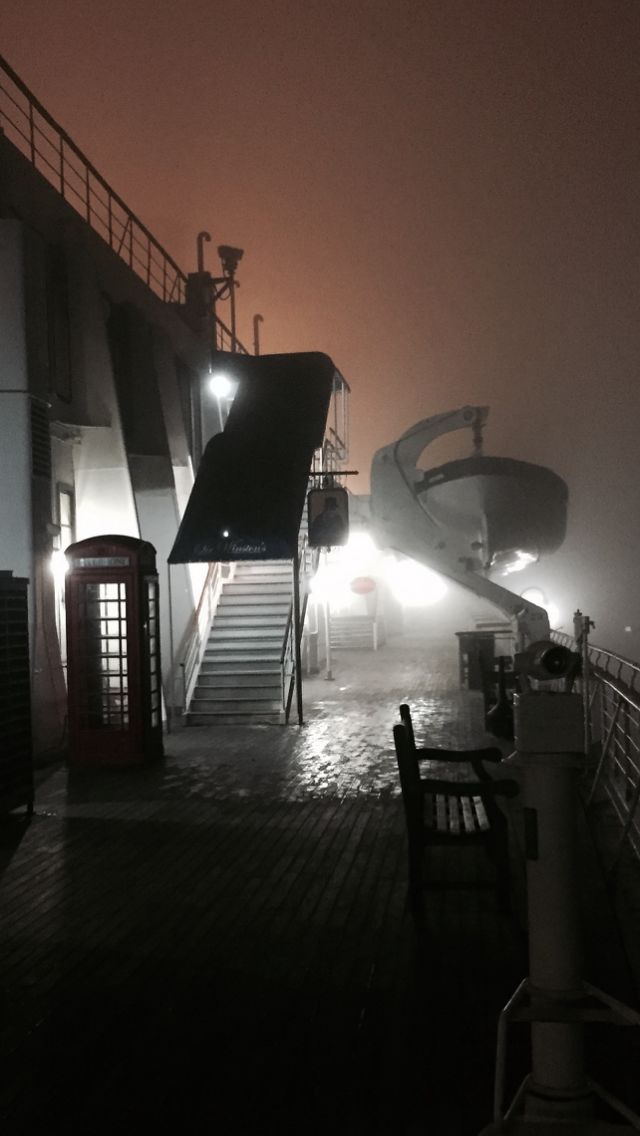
[{"x1": 4, "y1": 0, "x2": 639, "y2": 653}]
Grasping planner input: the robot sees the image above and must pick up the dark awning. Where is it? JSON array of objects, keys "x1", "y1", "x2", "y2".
[{"x1": 169, "y1": 351, "x2": 340, "y2": 562}]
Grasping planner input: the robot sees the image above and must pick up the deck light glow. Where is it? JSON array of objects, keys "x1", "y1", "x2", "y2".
[
  {"x1": 208, "y1": 371, "x2": 235, "y2": 399},
  {"x1": 50, "y1": 550, "x2": 69, "y2": 585},
  {"x1": 521, "y1": 587, "x2": 559, "y2": 629},
  {"x1": 384, "y1": 556, "x2": 447, "y2": 607}
]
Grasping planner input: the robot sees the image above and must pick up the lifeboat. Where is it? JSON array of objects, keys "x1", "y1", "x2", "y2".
[{"x1": 416, "y1": 455, "x2": 568, "y2": 572}]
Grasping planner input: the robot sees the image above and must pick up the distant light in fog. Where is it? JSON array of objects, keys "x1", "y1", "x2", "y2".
[
  {"x1": 385, "y1": 556, "x2": 447, "y2": 607},
  {"x1": 522, "y1": 587, "x2": 560, "y2": 629}
]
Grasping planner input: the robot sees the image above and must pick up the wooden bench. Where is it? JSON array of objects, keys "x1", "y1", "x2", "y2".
[{"x1": 393, "y1": 703, "x2": 519, "y2": 912}]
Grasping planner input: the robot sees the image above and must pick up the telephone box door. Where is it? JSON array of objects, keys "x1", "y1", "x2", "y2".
[{"x1": 65, "y1": 535, "x2": 163, "y2": 766}]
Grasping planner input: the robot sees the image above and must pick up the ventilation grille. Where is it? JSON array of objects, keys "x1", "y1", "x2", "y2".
[
  {"x1": 31, "y1": 400, "x2": 51, "y2": 480},
  {"x1": 0, "y1": 575, "x2": 33, "y2": 808}
]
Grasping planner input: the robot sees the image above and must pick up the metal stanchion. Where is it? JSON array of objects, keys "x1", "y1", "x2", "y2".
[
  {"x1": 324, "y1": 599, "x2": 333, "y2": 681},
  {"x1": 574, "y1": 609, "x2": 595, "y2": 759}
]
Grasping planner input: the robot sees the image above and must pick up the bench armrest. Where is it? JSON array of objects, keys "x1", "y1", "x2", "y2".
[{"x1": 416, "y1": 746, "x2": 503, "y2": 764}]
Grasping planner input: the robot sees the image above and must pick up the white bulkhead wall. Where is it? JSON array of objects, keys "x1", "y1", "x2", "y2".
[
  {"x1": 0, "y1": 222, "x2": 33, "y2": 580},
  {"x1": 61, "y1": 240, "x2": 139, "y2": 540}
]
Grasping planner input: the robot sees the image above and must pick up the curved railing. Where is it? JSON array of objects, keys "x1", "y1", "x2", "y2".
[{"x1": 553, "y1": 629, "x2": 640, "y2": 864}]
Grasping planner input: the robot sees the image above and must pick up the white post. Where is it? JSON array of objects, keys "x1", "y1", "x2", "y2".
[
  {"x1": 292, "y1": 555, "x2": 304, "y2": 725},
  {"x1": 324, "y1": 600, "x2": 333, "y2": 680},
  {"x1": 481, "y1": 688, "x2": 640, "y2": 1135}
]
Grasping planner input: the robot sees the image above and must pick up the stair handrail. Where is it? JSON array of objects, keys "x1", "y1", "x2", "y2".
[{"x1": 173, "y1": 561, "x2": 227, "y2": 715}]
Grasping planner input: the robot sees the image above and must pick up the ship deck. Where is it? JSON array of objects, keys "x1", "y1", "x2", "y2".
[{"x1": 1, "y1": 628, "x2": 640, "y2": 1134}]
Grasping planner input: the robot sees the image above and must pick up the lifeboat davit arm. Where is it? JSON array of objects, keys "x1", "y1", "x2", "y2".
[{"x1": 370, "y1": 406, "x2": 550, "y2": 648}]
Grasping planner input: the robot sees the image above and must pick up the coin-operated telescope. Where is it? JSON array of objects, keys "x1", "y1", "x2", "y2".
[
  {"x1": 480, "y1": 641, "x2": 640, "y2": 1134},
  {"x1": 514, "y1": 639, "x2": 579, "y2": 685}
]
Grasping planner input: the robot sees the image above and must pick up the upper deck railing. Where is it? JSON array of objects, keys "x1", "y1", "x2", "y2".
[
  {"x1": 0, "y1": 53, "x2": 189, "y2": 304},
  {"x1": 0, "y1": 53, "x2": 247, "y2": 353}
]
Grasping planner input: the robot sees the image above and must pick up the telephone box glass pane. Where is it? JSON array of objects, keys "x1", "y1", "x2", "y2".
[
  {"x1": 76, "y1": 581, "x2": 129, "y2": 729},
  {"x1": 144, "y1": 578, "x2": 161, "y2": 728}
]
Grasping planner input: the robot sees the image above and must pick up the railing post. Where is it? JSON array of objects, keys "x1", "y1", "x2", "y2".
[
  {"x1": 323, "y1": 598, "x2": 333, "y2": 681},
  {"x1": 293, "y1": 554, "x2": 304, "y2": 725},
  {"x1": 85, "y1": 165, "x2": 91, "y2": 224},
  {"x1": 28, "y1": 101, "x2": 36, "y2": 165},
  {"x1": 573, "y1": 609, "x2": 594, "y2": 758},
  {"x1": 166, "y1": 562, "x2": 174, "y2": 734}
]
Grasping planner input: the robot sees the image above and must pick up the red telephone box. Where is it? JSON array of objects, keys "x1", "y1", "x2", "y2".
[{"x1": 65, "y1": 535, "x2": 163, "y2": 766}]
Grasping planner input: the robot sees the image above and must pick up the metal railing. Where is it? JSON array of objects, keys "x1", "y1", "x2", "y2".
[
  {"x1": 216, "y1": 314, "x2": 248, "y2": 354},
  {"x1": 0, "y1": 53, "x2": 188, "y2": 305},
  {"x1": 553, "y1": 629, "x2": 640, "y2": 864},
  {"x1": 171, "y1": 561, "x2": 227, "y2": 716},
  {"x1": 0, "y1": 51, "x2": 249, "y2": 355}
]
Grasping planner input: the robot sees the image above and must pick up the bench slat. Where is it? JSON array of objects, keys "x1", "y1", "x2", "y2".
[
  {"x1": 460, "y1": 795, "x2": 475, "y2": 833},
  {"x1": 448, "y1": 795, "x2": 461, "y2": 835},
  {"x1": 473, "y1": 795, "x2": 490, "y2": 832}
]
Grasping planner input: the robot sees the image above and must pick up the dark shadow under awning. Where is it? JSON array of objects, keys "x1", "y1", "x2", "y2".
[{"x1": 169, "y1": 352, "x2": 340, "y2": 563}]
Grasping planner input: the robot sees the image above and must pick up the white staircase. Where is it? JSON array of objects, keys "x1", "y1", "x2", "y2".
[{"x1": 186, "y1": 561, "x2": 293, "y2": 724}]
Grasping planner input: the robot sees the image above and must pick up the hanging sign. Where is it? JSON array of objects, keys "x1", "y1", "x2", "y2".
[{"x1": 307, "y1": 487, "x2": 349, "y2": 548}]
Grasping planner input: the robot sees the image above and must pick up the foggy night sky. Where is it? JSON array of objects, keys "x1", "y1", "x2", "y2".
[{"x1": 3, "y1": 0, "x2": 640, "y2": 651}]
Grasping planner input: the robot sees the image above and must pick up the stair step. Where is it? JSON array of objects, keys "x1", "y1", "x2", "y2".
[
  {"x1": 214, "y1": 615, "x2": 288, "y2": 628},
  {"x1": 199, "y1": 660, "x2": 280, "y2": 674},
  {"x1": 208, "y1": 627, "x2": 283, "y2": 640},
  {"x1": 193, "y1": 686, "x2": 280, "y2": 704},
  {"x1": 222, "y1": 593, "x2": 290, "y2": 605},
  {"x1": 186, "y1": 709, "x2": 282, "y2": 726},
  {"x1": 203, "y1": 651, "x2": 281, "y2": 664},
  {"x1": 188, "y1": 697, "x2": 281, "y2": 711},
  {"x1": 196, "y1": 672, "x2": 280, "y2": 688},
  {"x1": 233, "y1": 565, "x2": 291, "y2": 574},
  {"x1": 223, "y1": 583, "x2": 291, "y2": 595},
  {"x1": 227, "y1": 577, "x2": 293, "y2": 586},
  {"x1": 219, "y1": 596, "x2": 290, "y2": 610}
]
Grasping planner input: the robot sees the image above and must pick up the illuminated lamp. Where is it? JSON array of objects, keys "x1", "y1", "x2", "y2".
[
  {"x1": 521, "y1": 587, "x2": 560, "y2": 630},
  {"x1": 385, "y1": 556, "x2": 446, "y2": 608},
  {"x1": 350, "y1": 576, "x2": 376, "y2": 595},
  {"x1": 50, "y1": 549, "x2": 69, "y2": 586},
  {"x1": 208, "y1": 371, "x2": 235, "y2": 399}
]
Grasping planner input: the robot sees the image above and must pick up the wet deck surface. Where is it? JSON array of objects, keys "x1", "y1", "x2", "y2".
[{"x1": 1, "y1": 628, "x2": 639, "y2": 1134}]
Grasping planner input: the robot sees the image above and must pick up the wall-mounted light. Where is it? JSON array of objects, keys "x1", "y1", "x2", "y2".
[
  {"x1": 208, "y1": 371, "x2": 235, "y2": 399},
  {"x1": 50, "y1": 550, "x2": 69, "y2": 587}
]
